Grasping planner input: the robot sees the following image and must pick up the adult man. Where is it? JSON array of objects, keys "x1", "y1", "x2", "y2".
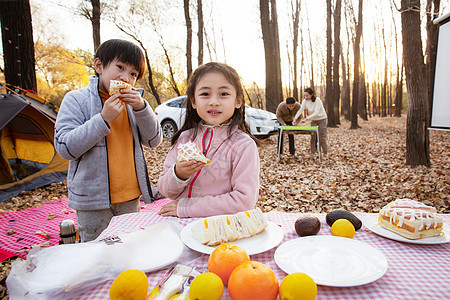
[{"x1": 276, "y1": 97, "x2": 300, "y2": 155}]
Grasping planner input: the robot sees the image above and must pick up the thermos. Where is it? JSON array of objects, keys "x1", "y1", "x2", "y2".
[{"x1": 59, "y1": 219, "x2": 77, "y2": 244}]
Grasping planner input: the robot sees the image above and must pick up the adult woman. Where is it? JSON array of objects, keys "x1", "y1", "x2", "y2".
[{"x1": 293, "y1": 87, "x2": 328, "y2": 158}]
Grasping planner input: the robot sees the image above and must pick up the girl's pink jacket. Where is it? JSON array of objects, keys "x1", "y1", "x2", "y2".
[{"x1": 157, "y1": 124, "x2": 260, "y2": 218}]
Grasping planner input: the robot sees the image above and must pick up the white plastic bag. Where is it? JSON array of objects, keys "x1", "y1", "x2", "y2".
[{"x1": 6, "y1": 220, "x2": 198, "y2": 299}]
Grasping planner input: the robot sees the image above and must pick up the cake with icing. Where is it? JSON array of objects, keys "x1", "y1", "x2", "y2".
[{"x1": 378, "y1": 199, "x2": 444, "y2": 239}]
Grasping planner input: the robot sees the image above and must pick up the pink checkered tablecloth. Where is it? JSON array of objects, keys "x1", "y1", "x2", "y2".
[{"x1": 75, "y1": 212, "x2": 450, "y2": 300}]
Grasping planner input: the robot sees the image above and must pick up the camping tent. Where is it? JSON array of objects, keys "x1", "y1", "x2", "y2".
[{"x1": 0, "y1": 91, "x2": 68, "y2": 202}]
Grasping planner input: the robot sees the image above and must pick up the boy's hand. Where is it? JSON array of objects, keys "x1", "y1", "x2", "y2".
[
  {"x1": 158, "y1": 200, "x2": 179, "y2": 217},
  {"x1": 101, "y1": 93, "x2": 124, "y2": 124},
  {"x1": 174, "y1": 160, "x2": 204, "y2": 180},
  {"x1": 118, "y1": 89, "x2": 145, "y2": 111}
]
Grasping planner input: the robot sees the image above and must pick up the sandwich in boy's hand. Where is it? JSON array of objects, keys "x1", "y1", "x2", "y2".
[
  {"x1": 109, "y1": 80, "x2": 132, "y2": 95},
  {"x1": 191, "y1": 208, "x2": 268, "y2": 246},
  {"x1": 177, "y1": 141, "x2": 211, "y2": 166}
]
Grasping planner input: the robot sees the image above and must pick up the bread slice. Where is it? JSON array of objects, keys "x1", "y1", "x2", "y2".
[
  {"x1": 378, "y1": 199, "x2": 444, "y2": 239},
  {"x1": 109, "y1": 80, "x2": 132, "y2": 95},
  {"x1": 191, "y1": 208, "x2": 269, "y2": 246},
  {"x1": 177, "y1": 142, "x2": 212, "y2": 166}
]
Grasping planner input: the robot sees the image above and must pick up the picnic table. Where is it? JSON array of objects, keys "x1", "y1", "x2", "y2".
[
  {"x1": 277, "y1": 125, "x2": 321, "y2": 160},
  {"x1": 77, "y1": 211, "x2": 450, "y2": 299}
]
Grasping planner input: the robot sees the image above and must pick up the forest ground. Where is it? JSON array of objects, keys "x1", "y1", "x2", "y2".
[{"x1": 0, "y1": 114, "x2": 449, "y2": 298}]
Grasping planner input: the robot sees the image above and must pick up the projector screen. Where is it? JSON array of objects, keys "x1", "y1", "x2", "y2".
[{"x1": 431, "y1": 16, "x2": 450, "y2": 130}]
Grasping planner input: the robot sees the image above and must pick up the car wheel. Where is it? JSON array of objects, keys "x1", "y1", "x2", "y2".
[
  {"x1": 161, "y1": 120, "x2": 178, "y2": 139},
  {"x1": 255, "y1": 134, "x2": 271, "y2": 140}
]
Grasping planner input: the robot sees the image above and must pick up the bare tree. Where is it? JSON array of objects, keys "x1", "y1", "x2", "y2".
[
  {"x1": 325, "y1": 0, "x2": 335, "y2": 126},
  {"x1": 290, "y1": 0, "x2": 301, "y2": 100},
  {"x1": 350, "y1": 0, "x2": 363, "y2": 129},
  {"x1": 197, "y1": 0, "x2": 203, "y2": 66},
  {"x1": 304, "y1": 1, "x2": 315, "y2": 89},
  {"x1": 184, "y1": 0, "x2": 193, "y2": 79},
  {"x1": 400, "y1": 0, "x2": 430, "y2": 166},
  {"x1": 390, "y1": 0, "x2": 403, "y2": 117},
  {"x1": 0, "y1": 0, "x2": 37, "y2": 91},
  {"x1": 425, "y1": 0, "x2": 440, "y2": 125},
  {"x1": 332, "y1": 0, "x2": 342, "y2": 125},
  {"x1": 74, "y1": 0, "x2": 105, "y2": 51},
  {"x1": 260, "y1": 0, "x2": 283, "y2": 113}
]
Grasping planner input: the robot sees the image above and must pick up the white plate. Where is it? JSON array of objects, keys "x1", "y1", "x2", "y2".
[
  {"x1": 274, "y1": 236, "x2": 388, "y2": 287},
  {"x1": 362, "y1": 214, "x2": 450, "y2": 244},
  {"x1": 180, "y1": 220, "x2": 284, "y2": 255}
]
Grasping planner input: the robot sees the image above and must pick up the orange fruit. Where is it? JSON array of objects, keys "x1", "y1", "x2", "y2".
[
  {"x1": 279, "y1": 272, "x2": 317, "y2": 300},
  {"x1": 228, "y1": 261, "x2": 279, "y2": 300},
  {"x1": 109, "y1": 269, "x2": 148, "y2": 300},
  {"x1": 208, "y1": 243, "x2": 250, "y2": 285},
  {"x1": 330, "y1": 219, "x2": 355, "y2": 238}
]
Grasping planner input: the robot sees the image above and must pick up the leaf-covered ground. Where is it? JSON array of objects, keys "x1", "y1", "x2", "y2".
[{"x1": 0, "y1": 115, "x2": 449, "y2": 298}]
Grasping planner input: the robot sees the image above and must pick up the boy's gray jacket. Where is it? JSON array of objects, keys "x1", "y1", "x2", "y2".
[{"x1": 54, "y1": 76, "x2": 162, "y2": 210}]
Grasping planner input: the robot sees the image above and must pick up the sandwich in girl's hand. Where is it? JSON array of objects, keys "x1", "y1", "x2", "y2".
[
  {"x1": 109, "y1": 80, "x2": 132, "y2": 95},
  {"x1": 177, "y1": 141, "x2": 211, "y2": 166},
  {"x1": 191, "y1": 208, "x2": 268, "y2": 246}
]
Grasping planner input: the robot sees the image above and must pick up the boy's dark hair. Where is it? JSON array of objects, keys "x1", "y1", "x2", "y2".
[
  {"x1": 304, "y1": 87, "x2": 317, "y2": 102},
  {"x1": 171, "y1": 62, "x2": 257, "y2": 145},
  {"x1": 286, "y1": 97, "x2": 296, "y2": 104},
  {"x1": 94, "y1": 39, "x2": 146, "y2": 80}
]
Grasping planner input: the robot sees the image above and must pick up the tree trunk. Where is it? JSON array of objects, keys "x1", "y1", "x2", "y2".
[
  {"x1": 394, "y1": 61, "x2": 403, "y2": 117},
  {"x1": 304, "y1": 1, "x2": 314, "y2": 89},
  {"x1": 291, "y1": 0, "x2": 300, "y2": 101},
  {"x1": 401, "y1": 0, "x2": 430, "y2": 167},
  {"x1": 197, "y1": 0, "x2": 203, "y2": 66},
  {"x1": 341, "y1": 48, "x2": 350, "y2": 121},
  {"x1": 260, "y1": 0, "x2": 283, "y2": 113},
  {"x1": 333, "y1": 0, "x2": 342, "y2": 125},
  {"x1": 390, "y1": 0, "x2": 402, "y2": 117},
  {"x1": 350, "y1": 0, "x2": 363, "y2": 129},
  {"x1": 326, "y1": 0, "x2": 335, "y2": 126},
  {"x1": 184, "y1": 0, "x2": 193, "y2": 79},
  {"x1": 359, "y1": 73, "x2": 368, "y2": 120},
  {"x1": 91, "y1": 0, "x2": 101, "y2": 51},
  {"x1": 0, "y1": 0, "x2": 37, "y2": 91},
  {"x1": 425, "y1": 0, "x2": 440, "y2": 126}
]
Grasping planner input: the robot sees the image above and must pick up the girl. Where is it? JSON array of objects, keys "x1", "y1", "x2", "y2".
[
  {"x1": 157, "y1": 62, "x2": 260, "y2": 218},
  {"x1": 293, "y1": 87, "x2": 328, "y2": 158}
]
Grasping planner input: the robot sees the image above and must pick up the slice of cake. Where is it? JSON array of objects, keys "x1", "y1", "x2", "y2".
[
  {"x1": 378, "y1": 199, "x2": 444, "y2": 239},
  {"x1": 191, "y1": 208, "x2": 269, "y2": 246}
]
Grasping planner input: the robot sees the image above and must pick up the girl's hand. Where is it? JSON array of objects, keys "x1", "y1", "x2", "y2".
[
  {"x1": 101, "y1": 93, "x2": 124, "y2": 124},
  {"x1": 300, "y1": 119, "x2": 307, "y2": 124},
  {"x1": 158, "y1": 200, "x2": 179, "y2": 217},
  {"x1": 119, "y1": 89, "x2": 145, "y2": 111},
  {"x1": 175, "y1": 160, "x2": 204, "y2": 180}
]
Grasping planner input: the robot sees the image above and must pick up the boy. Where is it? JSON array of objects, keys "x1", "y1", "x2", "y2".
[{"x1": 55, "y1": 39, "x2": 162, "y2": 242}]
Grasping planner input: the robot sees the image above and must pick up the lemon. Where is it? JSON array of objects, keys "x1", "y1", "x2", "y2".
[
  {"x1": 279, "y1": 272, "x2": 317, "y2": 300},
  {"x1": 109, "y1": 269, "x2": 149, "y2": 300},
  {"x1": 189, "y1": 272, "x2": 224, "y2": 300},
  {"x1": 330, "y1": 218, "x2": 355, "y2": 238}
]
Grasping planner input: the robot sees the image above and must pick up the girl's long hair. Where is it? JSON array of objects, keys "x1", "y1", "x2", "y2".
[
  {"x1": 171, "y1": 62, "x2": 256, "y2": 145},
  {"x1": 304, "y1": 87, "x2": 317, "y2": 102}
]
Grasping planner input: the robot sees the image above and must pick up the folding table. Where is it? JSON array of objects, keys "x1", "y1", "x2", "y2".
[{"x1": 277, "y1": 125, "x2": 320, "y2": 161}]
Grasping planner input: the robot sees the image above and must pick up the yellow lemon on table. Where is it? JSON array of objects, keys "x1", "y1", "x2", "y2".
[
  {"x1": 331, "y1": 219, "x2": 355, "y2": 238},
  {"x1": 109, "y1": 269, "x2": 149, "y2": 300},
  {"x1": 189, "y1": 272, "x2": 224, "y2": 300},
  {"x1": 279, "y1": 272, "x2": 317, "y2": 300}
]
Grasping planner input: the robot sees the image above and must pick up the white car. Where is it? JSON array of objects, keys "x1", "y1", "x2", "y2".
[{"x1": 154, "y1": 96, "x2": 280, "y2": 139}]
